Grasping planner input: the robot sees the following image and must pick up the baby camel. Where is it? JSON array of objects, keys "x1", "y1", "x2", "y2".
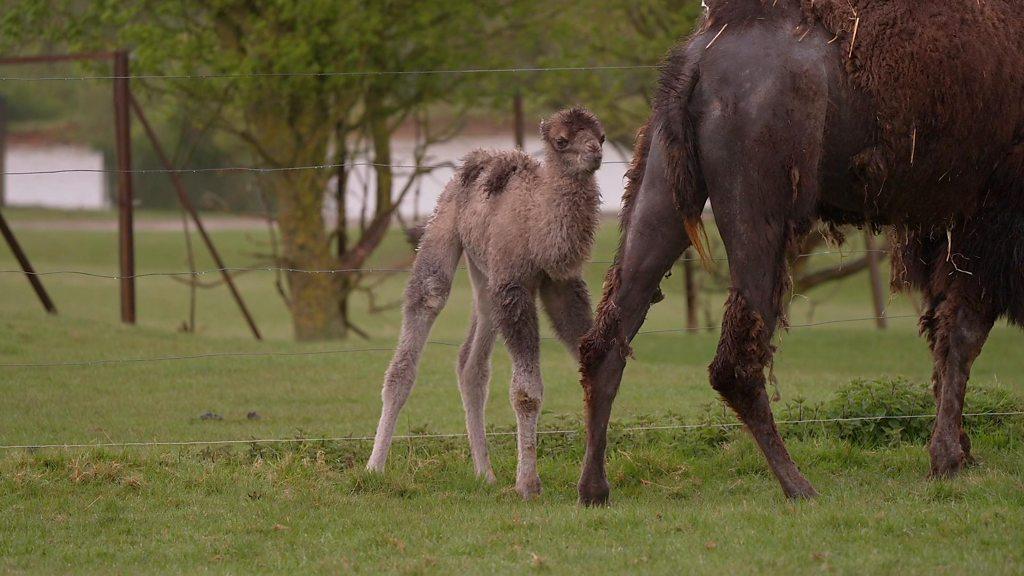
[{"x1": 366, "y1": 107, "x2": 605, "y2": 498}]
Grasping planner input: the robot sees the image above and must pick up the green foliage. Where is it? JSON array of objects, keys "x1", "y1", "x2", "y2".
[
  {"x1": 520, "y1": 1, "x2": 704, "y2": 145},
  {"x1": 776, "y1": 378, "x2": 1024, "y2": 447}
]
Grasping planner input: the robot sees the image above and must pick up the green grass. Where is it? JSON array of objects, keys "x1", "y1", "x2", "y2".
[{"x1": 1, "y1": 210, "x2": 1023, "y2": 574}]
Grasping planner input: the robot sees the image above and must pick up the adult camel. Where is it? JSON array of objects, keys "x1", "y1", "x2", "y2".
[{"x1": 577, "y1": 0, "x2": 1024, "y2": 505}]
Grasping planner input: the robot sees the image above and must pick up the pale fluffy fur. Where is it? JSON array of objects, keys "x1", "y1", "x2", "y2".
[{"x1": 367, "y1": 107, "x2": 604, "y2": 498}]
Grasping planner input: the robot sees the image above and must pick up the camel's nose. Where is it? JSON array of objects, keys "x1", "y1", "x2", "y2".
[{"x1": 586, "y1": 141, "x2": 602, "y2": 155}]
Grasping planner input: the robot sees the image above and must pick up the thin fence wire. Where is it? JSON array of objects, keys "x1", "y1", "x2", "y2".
[
  {"x1": 0, "y1": 64, "x2": 661, "y2": 83},
  {"x1": 3, "y1": 411, "x2": 1022, "y2": 451},
  {"x1": 0, "y1": 61, "x2": 1000, "y2": 457},
  {"x1": 0, "y1": 249, "x2": 890, "y2": 280},
  {"x1": 0, "y1": 314, "x2": 918, "y2": 369},
  {"x1": 0, "y1": 160, "x2": 631, "y2": 176}
]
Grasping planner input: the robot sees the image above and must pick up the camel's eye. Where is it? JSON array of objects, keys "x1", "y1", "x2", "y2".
[{"x1": 555, "y1": 137, "x2": 569, "y2": 149}]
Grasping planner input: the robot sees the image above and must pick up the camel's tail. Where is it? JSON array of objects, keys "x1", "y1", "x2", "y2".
[
  {"x1": 582, "y1": 45, "x2": 709, "y2": 378},
  {"x1": 654, "y1": 43, "x2": 710, "y2": 267}
]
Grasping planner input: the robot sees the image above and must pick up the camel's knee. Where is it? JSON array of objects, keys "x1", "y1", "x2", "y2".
[
  {"x1": 580, "y1": 271, "x2": 632, "y2": 378},
  {"x1": 405, "y1": 269, "x2": 452, "y2": 316},
  {"x1": 381, "y1": 364, "x2": 413, "y2": 403},
  {"x1": 511, "y1": 387, "x2": 542, "y2": 419},
  {"x1": 579, "y1": 309, "x2": 622, "y2": 379},
  {"x1": 709, "y1": 291, "x2": 774, "y2": 409}
]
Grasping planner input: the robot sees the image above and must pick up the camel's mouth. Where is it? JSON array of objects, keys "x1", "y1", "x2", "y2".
[{"x1": 581, "y1": 153, "x2": 603, "y2": 172}]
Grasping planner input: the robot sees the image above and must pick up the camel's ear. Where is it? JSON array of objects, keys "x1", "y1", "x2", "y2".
[{"x1": 538, "y1": 118, "x2": 549, "y2": 140}]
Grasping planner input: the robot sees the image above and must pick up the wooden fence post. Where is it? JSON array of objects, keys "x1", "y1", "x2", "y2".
[
  {"x1": 683, "y1": 249, "x2": 699, "y2": 332},
  {"x1": 0, "y1": 209, "x2": 57, "y2": 314},
  {"x1": 0, "y1": 95, "x2": 7, "y2": 207},
  {"x1": 113, "y1": 50, "x2": 136, "y2": 324},
  {"x1": 513, "y1": 91, "x2": 525, "y2": 150},
  {"x1": 865, "y1": 231, "x2": 888, "y2": 329}
]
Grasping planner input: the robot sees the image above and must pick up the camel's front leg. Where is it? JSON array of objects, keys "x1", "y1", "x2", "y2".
[
  {"x1": 578, "y1": 136, "x2": 692, "y2": 506},
  {"x1": 493, "y1": 281, "x2": 544, "y2": 499}
]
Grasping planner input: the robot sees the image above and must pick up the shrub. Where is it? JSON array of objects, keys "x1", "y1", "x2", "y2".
[{"x1": 774, "y1": 377, "x2": 1024, "y2": 447}]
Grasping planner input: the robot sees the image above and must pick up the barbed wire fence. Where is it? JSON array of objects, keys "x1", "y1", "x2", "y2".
[
  {"x1": 5, "y1": 411, "x2": 1024, "y2": 452},
  {"x1": 0, "y1": 57, "x2": 962, "y2": 452}
]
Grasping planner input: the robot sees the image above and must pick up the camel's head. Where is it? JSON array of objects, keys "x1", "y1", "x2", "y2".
[{"x1": 540, "y1": 107, "x2": 605, "y2": 176}]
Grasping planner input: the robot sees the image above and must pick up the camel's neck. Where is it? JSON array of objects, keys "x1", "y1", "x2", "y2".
[
  {"x1": 539, "y1": 164, "x2": 600, "y2": 216},
  {"x1": 534, "y1": 162, "x2": 601, "y2": 273}
]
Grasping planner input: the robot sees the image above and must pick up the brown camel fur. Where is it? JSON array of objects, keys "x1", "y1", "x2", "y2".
[
  {"x1": 578, "y1": 0, "x2": 1024, "y2": 505},
  {"x1": 368, "y1": 107, "x2": 605, "y2": 499}
]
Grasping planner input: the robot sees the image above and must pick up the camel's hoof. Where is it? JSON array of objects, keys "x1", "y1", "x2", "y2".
[
  {"x1": 578, "y1": 478, "x2": 610, "y2": 507},
  {"x1": 480, "y1": 468, "x2": 497, "y2": 485},
  {"x1": 783, "y1": 483, "x2": 819, "y2": 500},
  {"x1": 929, "y1": 442, "x2": 965, "y2": 478},
  {"x1": 365, "y1": 461, "x2": 385, "y2": 474},
  {"x1": 516, "y1": 476, "x2": 543, "y2": 500}
]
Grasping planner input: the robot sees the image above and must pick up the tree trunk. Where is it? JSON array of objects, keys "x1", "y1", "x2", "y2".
[
  {"x1": 272, "y1": 168, "x2": 346, "y2": 340},
  {"x1": 249, "y1": 105, "x2": 343, "y2": 340}
]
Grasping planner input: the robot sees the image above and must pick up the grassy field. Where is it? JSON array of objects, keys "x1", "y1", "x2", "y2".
[{"x1": 1, "y1": 208, "x2": 1023, "y2": 574}]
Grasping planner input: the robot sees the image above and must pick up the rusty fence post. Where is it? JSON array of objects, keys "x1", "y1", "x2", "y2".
[{"x1": 113, "y1": 50, "x2": 136, "y2": 324}]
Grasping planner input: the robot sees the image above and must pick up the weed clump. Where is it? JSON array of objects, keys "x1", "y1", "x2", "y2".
[{"x1": 775, "y1": 377, "x2": 1024, "y2": 447}]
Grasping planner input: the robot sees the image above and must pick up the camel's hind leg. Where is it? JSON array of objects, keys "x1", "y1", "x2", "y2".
[
  {"x1": 697, "y1": 52, "x2": 826, "y2": 498},
  {"x1": 539, "y1": 276, "x2": 593, "y2": 361},
  {"x1": 492, "y1": 280, "x2": 544, "y2": 499},
  {"x1": 708, "y1": 213, "x2": 817, "y2": 497},
  {"x1": 366, "y1": 207, "x2": 462, "y2": 472},
  {"x1": 458, "y1": 260, "x2": 498, "y2": 482},
  {"x1": 705, "y1": 191, "x2": 818, "y2": 497},
  {"x1": 921, "y1": 282, "x2": 997, "y2": 477},
  {"x1": 921, "y1": 296, "x2": 982, "y2": 467}
]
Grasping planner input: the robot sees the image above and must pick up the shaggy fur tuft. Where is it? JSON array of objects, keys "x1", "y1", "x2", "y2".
[
  {"x1": 541, "y1": 106, "x2": 603, "y2": 141},
  {"x1": 467, "y1": 150, "x2": 539, "y2": 197}
]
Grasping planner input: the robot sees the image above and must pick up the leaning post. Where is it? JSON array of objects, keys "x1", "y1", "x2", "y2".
[
  {"x1": 865, "y1": 231, "x2": 888, "y2": 329},
  {"x1": 0, "y1": 210, "x2": 57, "y2": 314},
  {"x1": 128, "y1": 93, "x2": 263, "y2": 340}
]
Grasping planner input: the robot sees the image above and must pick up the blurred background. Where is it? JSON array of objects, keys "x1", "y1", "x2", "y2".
[{"x1": 0, "y1": 0, "x2": 900, "y2": 345}]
